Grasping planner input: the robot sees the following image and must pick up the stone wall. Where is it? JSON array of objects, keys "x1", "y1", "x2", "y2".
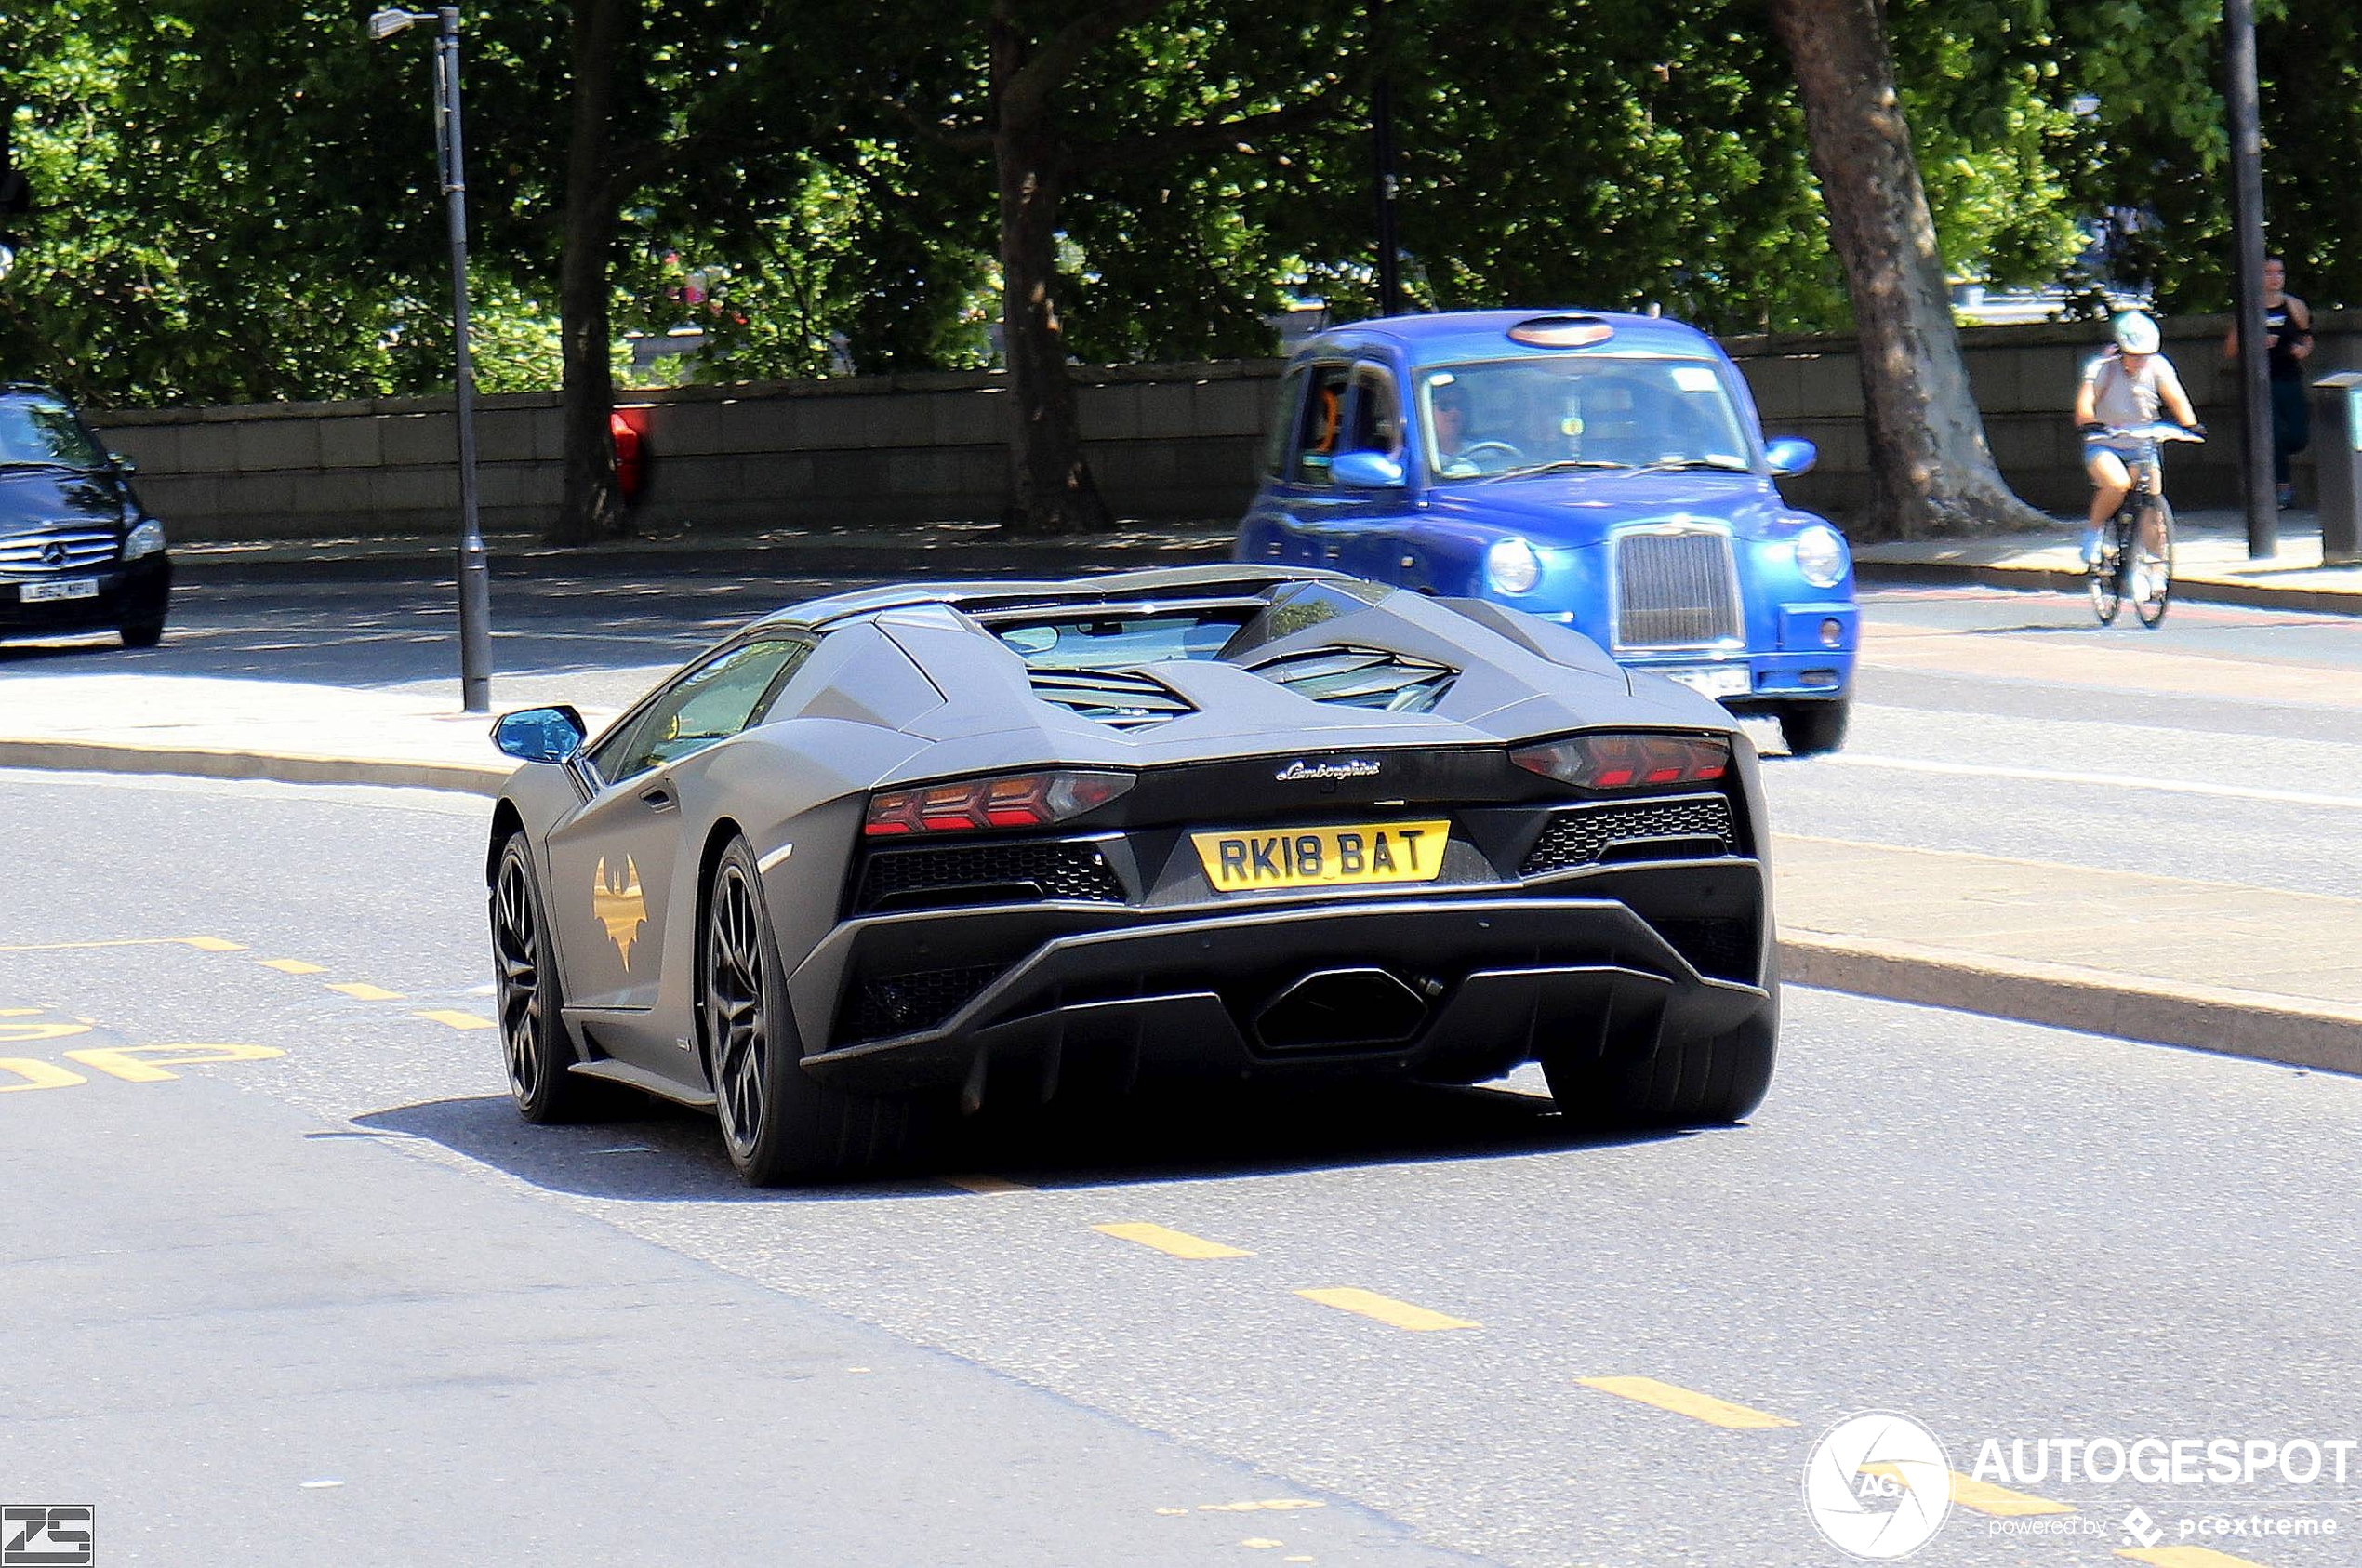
[{"x1": 86, "y1": 312, "x2": 2355, "y2": 541}]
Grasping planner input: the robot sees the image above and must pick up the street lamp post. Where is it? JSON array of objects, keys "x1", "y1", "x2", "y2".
[{"x1": 371, "y1": 6, "x2": 493, "y2": 712}]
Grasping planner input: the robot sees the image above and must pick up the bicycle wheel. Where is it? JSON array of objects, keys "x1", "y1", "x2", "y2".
[
  {"x1": 2134, "y1": 497, "x2": 2174, "y2": 628},
  {"x1": 2089, "y1": 512, "x2": 2126, "y2": 625}
]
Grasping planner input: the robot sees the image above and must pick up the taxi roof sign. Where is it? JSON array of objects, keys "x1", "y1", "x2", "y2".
[{"x1": 1506, "y1": 314, "x2": 1615, "y2": 348}]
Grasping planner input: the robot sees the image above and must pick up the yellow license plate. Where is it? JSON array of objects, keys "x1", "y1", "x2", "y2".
[{"x1": 1190, "y1": 819, "x2": 1452, "y2": 892}]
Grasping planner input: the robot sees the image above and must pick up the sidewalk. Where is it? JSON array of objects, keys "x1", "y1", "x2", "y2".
[
  {"x1": 1853, "y1": 509, "x2": 2362, "y2": 614},
  {"x1": 2, "y1": 671, "x2": 2354, "y2": 1079}
]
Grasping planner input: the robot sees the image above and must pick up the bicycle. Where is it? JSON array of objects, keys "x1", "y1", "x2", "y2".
[{"x1": 2087, "y1": 422, "x2": 2202, "y2": 629}]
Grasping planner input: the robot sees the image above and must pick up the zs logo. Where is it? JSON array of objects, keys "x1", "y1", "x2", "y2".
[{"x1": 3, "y1": 1507, "x2": 94, "y2": 1568}]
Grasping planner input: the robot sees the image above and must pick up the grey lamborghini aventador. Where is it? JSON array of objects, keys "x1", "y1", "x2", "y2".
[{"x1": 485, "y1": 565, "x2": 1778, "y2": 1185}]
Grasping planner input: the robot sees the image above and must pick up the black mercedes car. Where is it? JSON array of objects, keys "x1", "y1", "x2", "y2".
[
  {"x1": 0, "y1": 384, "x2": 171, "y2": 647},
  {"x1": 486, "y1": 565, "x2": 1779, "y2": 1184}
]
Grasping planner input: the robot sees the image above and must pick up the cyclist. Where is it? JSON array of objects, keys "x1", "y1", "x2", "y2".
[{"x1": 2075, "y1": 312, "x2": 2203, "y2": 569}]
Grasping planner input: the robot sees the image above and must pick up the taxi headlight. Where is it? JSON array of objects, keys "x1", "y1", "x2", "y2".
[
  {"x1": 1484, "y1": 536, "x2": 1543, "y2": 595},
  {"x1": 1794, "y1": 523, "x2": 1848, "y2": 588},
  {"x1": 125, "y1": 520, "x2": 167, "y2": 561}
]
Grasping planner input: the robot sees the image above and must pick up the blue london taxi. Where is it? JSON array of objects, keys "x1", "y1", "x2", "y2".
[{"x1": 1233, "y1": 309, "x2": 1858, "y2": 754}]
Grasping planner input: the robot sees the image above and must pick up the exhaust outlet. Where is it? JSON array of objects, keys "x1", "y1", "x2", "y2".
[{"x1": 1254, "y1": 967, "x2": 1431, "y2": 1052}]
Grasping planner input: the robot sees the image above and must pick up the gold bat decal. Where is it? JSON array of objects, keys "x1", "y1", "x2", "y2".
[{"x1": 593, "y1": 856, "x2": 647, "y2": 970}]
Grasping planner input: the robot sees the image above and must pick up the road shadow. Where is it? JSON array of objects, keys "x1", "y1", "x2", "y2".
[{"x1": 355, "y1": 1076, "x2": 1692, "y2": 1204}]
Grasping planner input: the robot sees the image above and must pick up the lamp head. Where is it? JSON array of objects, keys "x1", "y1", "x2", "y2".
[{"x1": 367, "y1": 7, "x2": 429, "y2": 39}]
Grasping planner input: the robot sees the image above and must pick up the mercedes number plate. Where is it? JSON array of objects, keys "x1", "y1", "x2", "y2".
[
  {"x1": 1662, "y1": 665, "x2": 1748, "y2": 698},
  {"x1": 20, "y1": 578, "x2": 101, "y2": 604},
  {"x1": 1191, "y1": 819, "x2": 1452, "y2": 892}
]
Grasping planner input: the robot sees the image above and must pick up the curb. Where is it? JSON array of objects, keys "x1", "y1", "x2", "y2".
[
  {"x1": 1852, "y1": 558, "x2": 2362, "y2": 618},
  {"x1": 1781, "y1": 931, "x2": 2362, "y2": 1077},
  {"x1": 0, "y1": 738, "x2": 508, "y2": 797},
  {"x1": 170, "y1": 538, "x2": 1240, "y2": 585},
  {"x1": 6, "y1": 737, "x2": 2355, "y2": 1080}
]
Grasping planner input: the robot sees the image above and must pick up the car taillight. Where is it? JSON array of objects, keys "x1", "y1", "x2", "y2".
[
  {"x1": 1510, "y1": 733, "x2": 1729, "y2": 791},
  {"x1": 864, "y1": 769, "x2": 1134, "y2": 836}
]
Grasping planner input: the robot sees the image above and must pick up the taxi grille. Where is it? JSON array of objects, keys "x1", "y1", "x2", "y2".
[
  {"x1": 0, "y1": 527, "x2": 120, "y2": 578},
  {"x1": 1613, "y1": 531, "x2": 1741, "y2": 648},
  {"x1": 856, "y1": 838, "x2": 1126, "y2": 914},
  {"x1": 1520, "y1": 795, "x2": 1736, "y2": 874}
]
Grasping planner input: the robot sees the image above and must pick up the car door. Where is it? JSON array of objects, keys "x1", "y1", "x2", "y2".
[
  {"x1": 1332, "y1": 358, "x2": 1424, "y2": 585},
  {"x1": 546, "y1": 636, "x2": 812, "y2": 1023},
  {"x1": 1268, "y1": 360, "x2": 1363, "y2": 570}
]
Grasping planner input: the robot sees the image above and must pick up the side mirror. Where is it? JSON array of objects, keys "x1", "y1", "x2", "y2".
[
  {"x1": 1331, "y1": 450, "x2": 1407, "y2": 489},
  {"x1": 109, "y1": 453, "x2": 138, "y2": 475},
  {"x1": 1764, "y1": 436, "x2": 1817, "y2": 476},
  {"x1": 492, "y1": 705, "x2": 587, "y2": 764}
]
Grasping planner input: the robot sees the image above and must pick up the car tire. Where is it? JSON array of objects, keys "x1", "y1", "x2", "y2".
[
  {"x1": 120, "y1": 619, "x2": 166, "y2": 649},
  {"x1": 1542, "y1": 1009, "x2": 1777, "y2": 1130},
  {"x1": 702, "y1": 835, "x2": 909, "y2": 1185},
  {"x1": 491, "y1": 833, "x2": 601, "y2": 1123},
  {"x1": 1774, "y1": 699, "x2": 1849, "y2": 757}
]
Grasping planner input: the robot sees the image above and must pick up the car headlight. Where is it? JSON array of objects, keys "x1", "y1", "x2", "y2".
[
  {"x1": 1484, "y1": 536, "x2": 1543, "y2": 595},
  {"x1": 125, "y1": 520, "x2": 166, "y2": 561},
  {"x1": 1794, "y1": 523, "x2": 1847, "y2": 588}
]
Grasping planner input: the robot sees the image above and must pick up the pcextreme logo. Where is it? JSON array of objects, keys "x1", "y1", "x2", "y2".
[{"x1": 592, "y1": 856, "x2": 647, "y2": 969}]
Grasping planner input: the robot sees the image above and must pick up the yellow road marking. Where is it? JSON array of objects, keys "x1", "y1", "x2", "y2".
[
  {"x1": 66, "y1": 1043, "x2": 285, "y2": 1082},
  {"x1": 325, "y1": 982, "x2": 402, "y2": 1001},
  {"x1": 1576, "y1": 1376, "x2": 1798, "y2": 1429},
  {"x1": 258, "y1": 959, "x2": 327, "y2": 975},
  {"x1": 1241, "y1": 1540, "x2": 1283, "y2": 1550},
  {"x1": 0, "y1": 1020, "x2": 91, "y2": 1044},
  {"x1": 415, "y1": 1009, "x2": 495, "y2": 1031},
  {"x1": 946, "y1": 1175, "x2": 1031, "y2": 1195},
  {"x1": 1094, "y1": 1222, "x2": 1253, "y2": 1260},
  {"x1": 2117, "y1": 1548, "x2": 2278, "y2": 1567},
  {"x1": 0, "y1": 1007, "x2": 40, "y2": 1016},
  {"x1": 0, "y1": 937, "x2": 245, "y2": 952},
  {"x1": 1862, "y1": 1463, "x2": 2073, "y2": 1517},
  {"x1": 1295, "y1": 1287, "x2": 1477, "y2": 1332},
  {"x1": 1197, "y1": 1501, "x2": 1324, "y2": 1514},
  {"x1": 0, "y1": 1057, "x2": 86, "y2": 1093}
]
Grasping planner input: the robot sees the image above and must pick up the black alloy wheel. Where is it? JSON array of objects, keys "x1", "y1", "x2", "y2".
[
  {"x1": 701, "y1": 835, "x2": 912, "y2": 1185},
  {"x1": 492, "y1": 835, "x2": 592, "y2": 1122}
]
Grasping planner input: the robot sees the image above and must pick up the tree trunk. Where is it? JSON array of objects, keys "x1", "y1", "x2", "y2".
[
  {"x1": 1767, "y1": 0, "x2": 2047, "y2": 539},
  {"x1": 551, "y1": 0, "x2": 628, "y2": 547},
  {"x1": 990, "y1": 5, "x2": 1111, "y2": 537}
]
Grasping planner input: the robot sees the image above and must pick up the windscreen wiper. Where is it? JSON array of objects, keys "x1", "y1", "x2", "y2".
[{"x1": 1478, "y1": 458, "x2": 1634, "y2": 484}]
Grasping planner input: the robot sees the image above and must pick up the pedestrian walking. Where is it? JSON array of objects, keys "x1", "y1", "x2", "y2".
[{"x1": 2223, "y1": 256, "x2": 2314, "y2": 508}]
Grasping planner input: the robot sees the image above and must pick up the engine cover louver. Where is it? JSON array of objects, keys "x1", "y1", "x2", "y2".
[
  {"x1": 1247, "y1": 645, "x2": 1458, "y2": 713},
  {"x1": 1028, "y1": 668, "x2": 1195, "y2": 729}
]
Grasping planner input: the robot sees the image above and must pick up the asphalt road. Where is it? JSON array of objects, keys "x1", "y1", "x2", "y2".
[
  {"x1": 3, "y1": 766, "x2": 2358, "y2": 1567},
  {"x1": 7, "y1": 571, "x2": 2362, "y2": 1565}
]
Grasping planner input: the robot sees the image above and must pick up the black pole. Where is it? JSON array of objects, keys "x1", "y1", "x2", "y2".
[
  {"x1": 1373, "y1": 73, "x2": 1400, "y2": 319},
  {"x1": 2225, "y1": 0, "x2": 2276, "y2": 559},
  {"x1": 434, "y1": 7, "x2": 494, "y2": 711}
]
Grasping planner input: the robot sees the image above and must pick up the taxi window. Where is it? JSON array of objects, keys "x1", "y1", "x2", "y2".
[
  {"x1": 1288, "y1": 364, "x2": 1353, "y2": 485},
  {"x1": 592, "y1": 638, "x2": 808, "y2": 783},
  {"x1": 1347, "y1": 363, "x2": 1402, "y2": 458},
  {"x1": 1263, "y1": 367, "x2": 1307, "y2": 477}
]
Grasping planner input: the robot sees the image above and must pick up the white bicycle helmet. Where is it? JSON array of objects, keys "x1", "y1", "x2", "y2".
[{"x1": 2113, "y1": 312, "x2": 2161, "y2": 355}]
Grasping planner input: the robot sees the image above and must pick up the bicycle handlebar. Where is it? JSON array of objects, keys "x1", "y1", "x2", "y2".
[{"x1": 2100, "y1": 423, "x2": 2205, "y2": 443}]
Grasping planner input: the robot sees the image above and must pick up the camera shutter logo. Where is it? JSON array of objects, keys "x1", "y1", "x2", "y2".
[{"x1": 1802, "y1": 1412, "x2": 1953, "y2": 1560}]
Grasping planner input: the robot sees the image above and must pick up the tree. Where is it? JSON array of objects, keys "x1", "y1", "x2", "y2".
[{"x1": 1768, "y1": 0, "x2": 2047, "y2": 538}]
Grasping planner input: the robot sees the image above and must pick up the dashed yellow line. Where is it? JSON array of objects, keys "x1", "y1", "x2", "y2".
[
  {"x1": 1576, "y1": 1376, "x2": 1797, "y2": 1429},
  {"x1": 0, "y1": 1057, "x2": 86, "y2": 1092},
  {"x1": 415, "y1": 1009, "x2": 495, "y2": 1031},
  {"x1": 945, "y1": 1175, "x2": 1031, "y2": 1195},
  {"x1": 2117, "y1": 1548, "x2": 2278, "y2": 1567},
  {"x1": 258, "y1": 958, "x2": 328, "y2": 975},
  {"x1": 325, "y1": 982, "x2": 403, "y2": 1002},
  {"x1": 1862, "y1": 1463, "x2": 2072, "y2": 1517},
  {"x1": 1095, "y1": 1222, "x2": 1253, "y2": 1260},
  {"x1": 0, "y1": 936, "x2": 245, "y2": 953},
  {"x1": 1295, "y1": 1287, "x2": 1477, "y2": 1332}
]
